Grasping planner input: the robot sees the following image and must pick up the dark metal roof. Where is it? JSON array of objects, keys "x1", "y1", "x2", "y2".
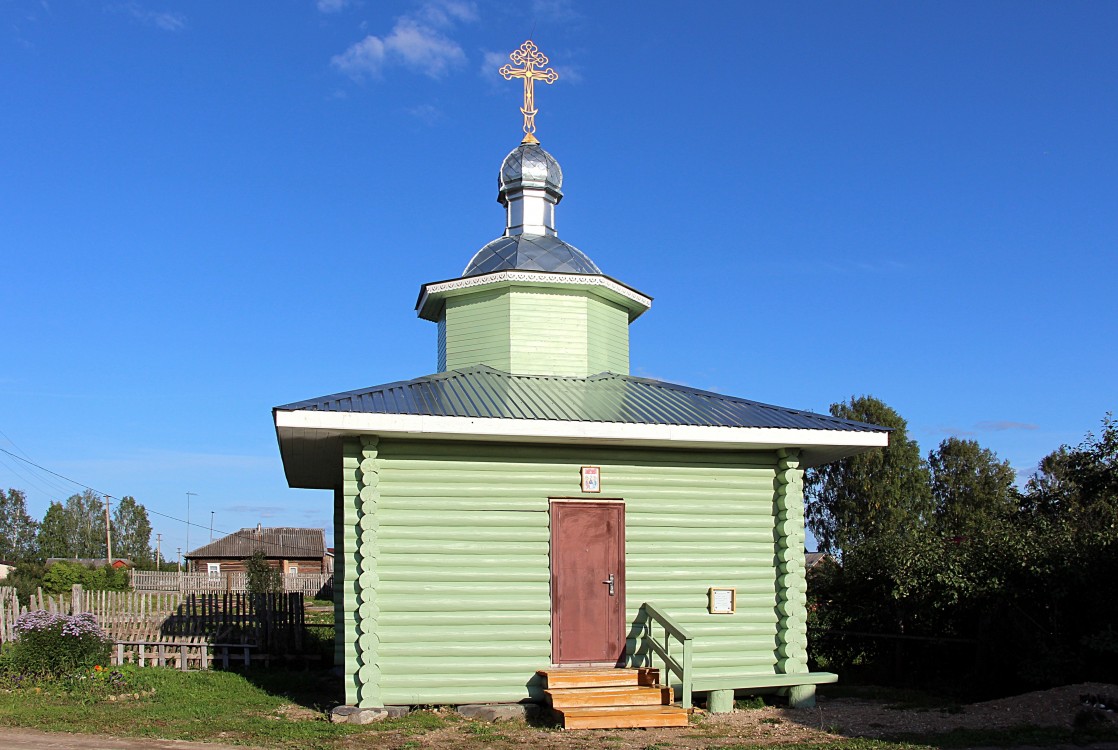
[
  {"x1": 275, "y1": 366, "x2": 885, "y2": 433},
  {"x1": 185, "y1": 527, "x2": 326, "y2": 560}
]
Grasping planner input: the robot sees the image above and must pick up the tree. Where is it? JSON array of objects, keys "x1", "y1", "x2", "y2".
[
  {"x1": 34, "y1": 490, "x2": 106, "y2": 560},
  {"x1": 112, "y1": 495, "x2": 153, "y2": 565},
  {"x1": 1024, "y1": 413, "x2": 1118, "y2": 531},
  {"x1": 0, "y1": 488, "x2": 40, "y2": 561},
  {"x1": 928, "y1": 437, "x2": 1017, "y2": 537},
  {"x1": 37, "y1": 501, "x2": 73, "y2": 559},
  {"x1": 245, "y1": 549, "x2": 282, "y2": 595},
  {"x1": 805, "y1": 395, "x2": 933, "y2": 554}
]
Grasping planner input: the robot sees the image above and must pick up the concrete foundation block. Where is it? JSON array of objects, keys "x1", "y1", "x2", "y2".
[
  {"x1": 384, "y1": 705, "x2": 411, "y2": 718},
  {"x1": 786, "y1": 684, "x2": 816, "y2": 709},
  {"x1": 708, "y1": 689, "x2": 735, "y2": 714}
]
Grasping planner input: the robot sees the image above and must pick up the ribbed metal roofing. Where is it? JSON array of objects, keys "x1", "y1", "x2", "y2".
[
  {"x1": 275, "y1": 366, "x2": 884, "y2": 433},
  {"x1": 185, "y1": 527, "x2": 326, "y2": 559}
]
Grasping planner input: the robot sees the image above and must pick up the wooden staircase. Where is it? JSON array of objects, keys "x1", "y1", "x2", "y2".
[{"x1": 538, "y1": 668, "x2": 690, "y2": 729}]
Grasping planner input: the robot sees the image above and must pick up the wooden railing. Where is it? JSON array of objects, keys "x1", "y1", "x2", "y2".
[
  {"x1": 640, "y1": 602, "x2": 693, "y2": 709},
  {"x1": 131, "y1": 571, "x2": 332, "y2": 598}
]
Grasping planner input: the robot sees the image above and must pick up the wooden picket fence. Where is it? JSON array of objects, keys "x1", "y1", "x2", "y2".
[
  {"x1": 0, "y1": 585, "x2": 313, "y2": 669},
  {"x1": 0, "y1": 586, "x2": 18, "y2": 644},
  {"x1": 131, "y1": 570, "x2": 332, "y2": 598}
]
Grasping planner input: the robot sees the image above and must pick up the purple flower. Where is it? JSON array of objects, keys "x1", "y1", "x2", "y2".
[{"x1": 14, "y1": 610, "x2": 106, "y2": 640}]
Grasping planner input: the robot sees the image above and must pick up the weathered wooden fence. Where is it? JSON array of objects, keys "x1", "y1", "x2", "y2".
[
  {"x1": 0, "y1": 586, "x2": 18, "y2": 644},
  {"x1": 131, "y1": 571, "x2": 332, "y2": 598},
  {"x1": 0, "y1": 585, "x2": 312, "y2": 670}
]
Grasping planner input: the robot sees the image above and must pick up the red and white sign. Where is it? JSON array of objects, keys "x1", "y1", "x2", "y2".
[{"x1": 580, "y1": 466, "x2": 601, "y2": 493}]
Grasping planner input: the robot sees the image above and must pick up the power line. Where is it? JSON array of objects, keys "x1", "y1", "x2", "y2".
[
  {"x1": 0, "y1": 431, "x2": 84, "y2": 499},
  {"x1": 0, "y1": 446, "x2": 331, "y2": 558}
]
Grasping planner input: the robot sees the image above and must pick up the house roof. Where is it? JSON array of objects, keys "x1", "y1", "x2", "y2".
[
  {"x1": 805, "y1": 552, "x2": 834, "y2": 570},
  {"x1": 185, "y1": 527, "x2": 326, "y2": 560},
  {"x1": 274, "y1": 366, "x2": 890, "y2": 488},
  {"x1": 45, "y1": 558, "x2": 134, "y2": 569},
  {"x1": 277, "y1": 366, "x2": 883, "y2": 431}
]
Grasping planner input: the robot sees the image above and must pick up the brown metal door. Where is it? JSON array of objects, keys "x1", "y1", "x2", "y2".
[{"x1": 550, "y1": 501, "x2": 625, "y2": 664}]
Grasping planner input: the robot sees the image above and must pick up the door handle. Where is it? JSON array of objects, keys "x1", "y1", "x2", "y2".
[{"x1": 602, "y1": 573, "x2": 615, "y2": 596}]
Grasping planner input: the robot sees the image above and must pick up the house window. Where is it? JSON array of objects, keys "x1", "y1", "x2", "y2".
[
  {"x1": 207, "y1": 563, "x2": 220, "y2": 580},
  {"x1": 288, "y1": 565, "x2": 298, "y2": 576}
]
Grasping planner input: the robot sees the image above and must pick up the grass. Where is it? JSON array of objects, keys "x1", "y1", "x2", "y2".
[
  {"x1": 0, "y1": 667, "x2": 357, "y2": 749},
  {"x1": 0, "y1": 665, "x2": 471, "y2": 749},
  {"x1": 2, "y1": 667, "x2": 1116, "y2": 750},
  {"x1": 735, "y1": 695, "x2": 769, "y2": 710}
]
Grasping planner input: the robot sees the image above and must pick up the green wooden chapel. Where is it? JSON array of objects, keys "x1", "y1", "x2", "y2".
[{"x1": 273, "y1": 41, "x2": 888, "y2": 725}]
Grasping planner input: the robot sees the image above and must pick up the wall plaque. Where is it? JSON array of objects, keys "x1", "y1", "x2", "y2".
[
  {"x1": 580, "y1": 466, "x2": 601, "y2": 493},
  {"x1": 708, "y1": 587, "x2": 736, "y2": 614}
]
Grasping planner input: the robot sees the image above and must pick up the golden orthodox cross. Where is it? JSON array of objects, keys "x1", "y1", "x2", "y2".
[{"x1": 500, "y1": 40, "x2": 559, "y2": 144}]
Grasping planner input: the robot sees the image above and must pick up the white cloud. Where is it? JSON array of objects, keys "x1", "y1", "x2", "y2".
[
  {"x1": 481, "y1": 49, "x2": 506, "y2": 77},
  {"x1": 975, "y1": 420, "x2": 1039, "y2": 432},
  {"x1": 316, "y1": 0, "x2": 349, "y2": 12},
  {"x1": 331, "y1": 2, "x2": 474, "y2": 81},
  {"x1": 406, "y1": 104, "x2": 442, "y2": 125},
  {"x1": 417, "y1": 0, "x2": 477, "y2": 27},
  {"x1": 227, "y1": 504, "x2": 286, "y2": 519},
  {"x1": 531, "y1": 0, "x2": 580, "y2": 22},
  {"x1": 388, "y1": 19, "x2": 465, "y2": 75},
  {"x1": 332, "y1": 35, "x2": 386, "y2": 78},
  {"x1": 554, "y1": 64, "x2": 581, "y2": 84},
  {"x1": 110, "y1": 2, "x2": 187, "y2": 31}
]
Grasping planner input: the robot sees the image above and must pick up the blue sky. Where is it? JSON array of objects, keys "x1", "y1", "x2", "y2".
[{"x1": 2, "y1": 0, "x2": 1115, "y2": 559}]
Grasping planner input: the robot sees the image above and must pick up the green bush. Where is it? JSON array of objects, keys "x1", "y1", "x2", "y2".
[
  {"x1": 42, "y1": 561, "x2": 130, "y2": 594},
  {"x1": 2, "y1": 610, "x2": 112, "y2": 677},
  {"x1": 5, "y1": 561, "x2": 46, "y2": 605}
]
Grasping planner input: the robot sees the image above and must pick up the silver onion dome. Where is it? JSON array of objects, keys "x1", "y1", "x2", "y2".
[
  {"x1": 462, "y1": 142, "x2": 601, "y2": 277},
  {"x1": 498, "y1": 143, "x2": 563, "y2": 204},
  {"x1": 463, "y1": 234, "x2": 601, "y2": 276}
]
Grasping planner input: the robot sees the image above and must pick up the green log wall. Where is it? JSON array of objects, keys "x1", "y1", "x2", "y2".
[
  {"x1": 339, "y1": 439, "x2": 809, "y2": 706},
  {"x1": 439, "y1": 286, "x2": 630, "y2": 376}
]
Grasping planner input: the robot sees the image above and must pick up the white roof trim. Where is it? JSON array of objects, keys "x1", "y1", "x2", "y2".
[
  {"x1": 417, "y1": 270, "x2": 652, "y2": 321},
  {"x1": 274, "y1": 409, "x2": 889, "y2": 450}
]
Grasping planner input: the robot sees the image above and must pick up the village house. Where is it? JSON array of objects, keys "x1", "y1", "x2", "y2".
[
  {"x1": 184, "y1": 526, "x2": 329, "y2": 579},
  {"x1": 273, "y1": 42, "x2": 888, "y2": 728}
]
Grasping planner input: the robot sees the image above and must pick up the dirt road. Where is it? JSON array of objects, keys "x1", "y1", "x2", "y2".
[{"x1": 0, "y1": 728, "x2": 257, "y2": 750}]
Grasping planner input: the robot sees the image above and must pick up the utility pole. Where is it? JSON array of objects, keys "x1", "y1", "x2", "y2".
[
  {"x1": 210, "y1": 511, "x2": 215, "y2": 542},
  {"x1": 186, "y1": 492, "x2": 197, "y2": 553},
  {"x1": 156, "y1": 533, "x2": 162, "y2": 570},
  {"x1": 104, "y1": 495, "x2": 113, "y2": 566},
  {"x1": 177, "y1": 547, "x2": 182, "y2": 573}
]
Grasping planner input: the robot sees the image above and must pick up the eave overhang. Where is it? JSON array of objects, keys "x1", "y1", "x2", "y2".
[
  {"x1": 274, "y1": 409, "x2": 889, "y2": 490},
  {"x1": 416, "y1": 269, "x2": 652, "y2": 323}
]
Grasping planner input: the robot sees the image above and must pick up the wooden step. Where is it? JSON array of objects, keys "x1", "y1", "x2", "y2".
[
  {"x1": 537, "y1": 667, "x2": 659, "y2": 689},
  {"x1": 553, "y1": 704, "x2": 690, "y2": 730},
  {"x1": 545, "y1": 685, "x2": 673, "y2": 708}
]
